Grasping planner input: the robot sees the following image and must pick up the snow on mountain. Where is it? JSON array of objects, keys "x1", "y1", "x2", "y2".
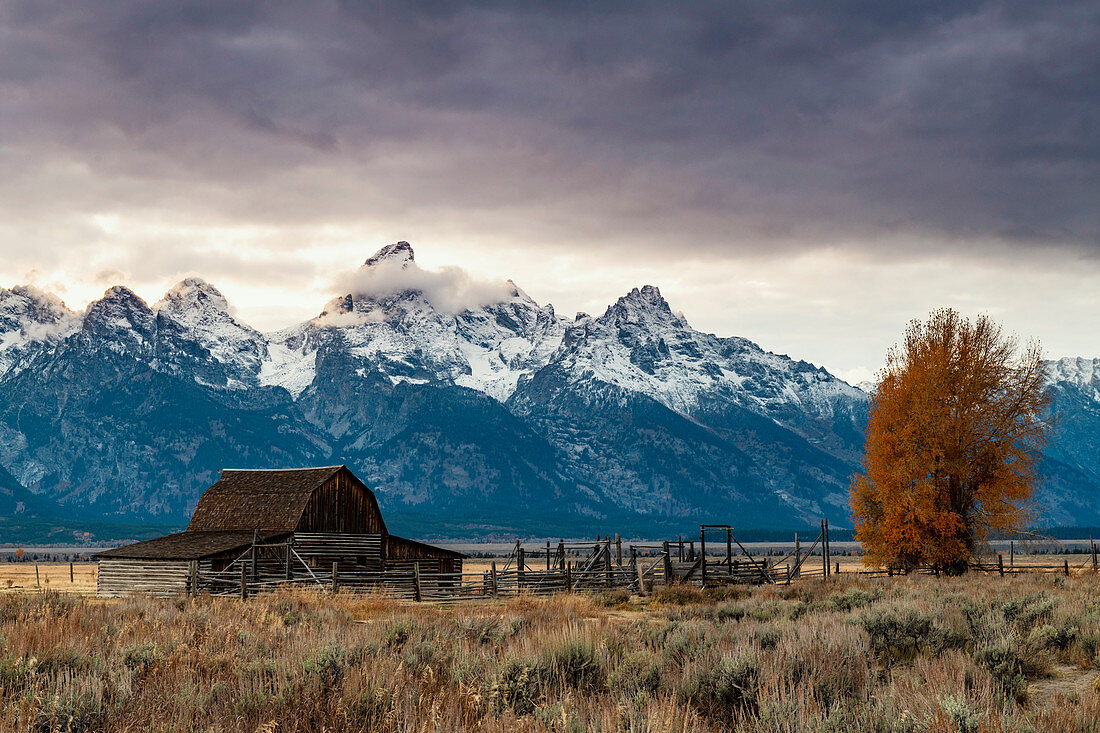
[
  {"x1": 0, "y1": 285, "x2": 80, "y2": 377},
  {"x1": 533, "y1": 284, "x2": 867, "y2": 419},
  {"x1": 78, "y1": 285, "x2": 157, "y2": 355},
  {"x1": 154, "y1": 278, "x2": 269, "y2": 387},
  {"x1": 1046, "y1": 357, "x2": 1100, "y2": 400},
  {"x1": 268, "y1": 242, "x2": 566, "y2": 401}
]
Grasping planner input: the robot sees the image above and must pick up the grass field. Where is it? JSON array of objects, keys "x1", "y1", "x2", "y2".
[
  {"x1": 5, "y1": 571, "x2": 1100, "y2": 730},
  {"x1": 0, "y1": 562, "x2": 97, "y2": 594}
]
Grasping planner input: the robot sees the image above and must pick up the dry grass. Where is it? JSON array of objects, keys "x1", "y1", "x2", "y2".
[
  {"x1": 0, "y1": 562, "x2": 97, "y2": 594},
  {"x1": 4, "y1": 573, "x2": 1100, "y2": 730}
]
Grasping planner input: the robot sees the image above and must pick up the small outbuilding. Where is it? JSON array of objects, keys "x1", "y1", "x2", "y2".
[{"x1": 96, "y1": 465, "x2": 465, "y2": 597}]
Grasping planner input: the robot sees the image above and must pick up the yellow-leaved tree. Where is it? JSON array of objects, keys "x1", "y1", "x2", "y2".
[{"x1": 851, "y1": 309, "x2": 1049, "y2": 575}]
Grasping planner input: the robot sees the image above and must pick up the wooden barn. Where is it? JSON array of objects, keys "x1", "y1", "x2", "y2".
[{"x1": 96, "y1": 465, "x2": 465, "y2": 597}]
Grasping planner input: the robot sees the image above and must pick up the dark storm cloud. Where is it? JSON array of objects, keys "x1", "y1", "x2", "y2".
[{"x1": 0, "y1": 0, "x2": 1098, "y2": 260}]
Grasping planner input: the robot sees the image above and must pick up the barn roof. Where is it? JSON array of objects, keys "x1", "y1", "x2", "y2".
[
  {"x1": 186, "y1": 465, "x2": 377, "y2": 533},
  {"x1": 95, "y1": 530, "x2": 278, "y2": 560}
]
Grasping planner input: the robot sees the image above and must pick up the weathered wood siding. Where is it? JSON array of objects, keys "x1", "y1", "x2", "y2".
[
  {"x1": 385, "y1": 535, "x2": 464, "y2": 574},
  {"x1": 385, "y1": 558, "x2": 463, "y2": 574},
  {"x1": 296, "y1": 471, "x2": 385, "y2": 534},
  {"x1": 293, "y1": 533, "x2": 383, "y2": 560},
  {"x1": 97, "y1": 558, "x2": 190, "y2": 598}
]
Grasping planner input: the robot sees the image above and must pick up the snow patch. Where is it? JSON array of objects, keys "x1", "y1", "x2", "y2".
[{"x1": 258, "y1": 343, "x2": 317, "y2": 397}]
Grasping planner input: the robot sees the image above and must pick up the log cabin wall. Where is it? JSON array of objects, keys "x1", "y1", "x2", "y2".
[
  {"x1": 296, "y1": 470, "x2": 386, "y2": 534},
  {"x1": 97, "y1": 559, "x2": 190, "y2": 598}
]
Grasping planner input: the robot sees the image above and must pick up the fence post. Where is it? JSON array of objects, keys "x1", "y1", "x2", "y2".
[
  {"x1": 663, "y1": 542, "x2": 674, "y2": 585},
  {"x1": 517, "y1": 547, "x2": 525, "y2": 591},
  {"x1": 794, "y1": 533, "x2": 801, "y2": 578},
  {"x1": 250, "y1": 542, "x2": 258, "y2": 582},
  {"x1": 331, "y1": 561, "x2": 340, "y2": 594},
  {"x1": 558, "y1": 540, "x2": 565, "y2": 570},
  {"x1": 565, "y1": 564, "x2": 573, "y2": 593},
  {"x1": 1064, "y1": 559, "x2": 1070, "y2": 577},
  {"x1": 726, "y1": 529, "x2": 733, "y2": 575},
  {"x1": 546, "y1": 541, "x2": 551, "y2": 572},
  {"x1": 998, "y1": 554, "x2": 1004, "y2": 577},
  {"x1": 821, "y1": 521, "x2": 827, "y2": 579},
  {"x1": 824, "y1": 518, "x2": 831, "y2": 580},
  {"x1": 69, "y1": 562, "x2": 74, "y2": 584},
  {"x1": 413, "y1": 562, "x2": 422, "y2": 602},
  {"x1": 490, "y1": 562, "x2": 499, "y2": 597},
  {"x1": 699, "y1": 526, "x2": 707, "y2": 587},
  {"x1": 35, "y1": 563, "x2": 39, "y2": 588},
  {"x1": 630, "y1": 546, "x2": 637, "y2": 575},
  {"x1": 678, "y1": 536, "x2": 683, "y2": 562},
  {"x1": 604, "y1": 541, "x2": 613, "y2": 589},
  {"x1": 240, "y1": 564, "x2": 248, "y2": 600},
  {"x1": 188, "y1": 560, "x2": 198, "y2": 596},
  {"x1": 1092, "y1": 540, "x2": 1097, "y2": 572},
  {"x1": 616, "y1": 535, "x2": 622, "y2": 567},
  {"x1": 285, "y1": 538, "x2": 292, "y2": 581},
  {"x1": 1010, "y1": 540, "x2": 1015, "y2": 569},
  {"x1": 688, "y1": 541, "x2": 695, "y2": 563}
]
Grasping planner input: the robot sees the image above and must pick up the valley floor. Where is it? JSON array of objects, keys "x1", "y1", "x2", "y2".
[{"x1": 4, "y1": 572, "x2": 1100, "y2": 730}]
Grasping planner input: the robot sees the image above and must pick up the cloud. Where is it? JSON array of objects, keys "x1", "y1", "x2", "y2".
[
  {"x1": 333, "y1": 255, "x2": 517, "y2": 315},
  {"x1": 0, "y1": 0, "x2": 1095, "y2": 265}
]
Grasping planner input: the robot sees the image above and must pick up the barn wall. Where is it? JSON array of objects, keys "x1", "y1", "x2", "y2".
[
  {"x1": 96, "y1": 559, "x2": 190, "y2": 598},
  {"x1": 296, "y1": 470, "x2": 385, "y2": 534},
  {"x1": 385, "y1": 535, "x2": 464, "y2": 574}
]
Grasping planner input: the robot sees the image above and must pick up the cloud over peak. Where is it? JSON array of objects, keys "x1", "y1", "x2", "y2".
[{"x1": 332, "y1": 242, "x2": 520, "y2": 315}]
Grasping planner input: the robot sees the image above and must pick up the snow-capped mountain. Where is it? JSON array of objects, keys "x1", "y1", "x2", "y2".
[
  {"x1": 0, "y1": 285, "x2": 80, "y2": 378},
  {"x1": 508, "y1": 285, "x2": 870, "y2": 525},
  {"x1": 154, "y1": 278, "x2": 269, "y2": 388},
  {"x1": 529, "y1": 285, "x2": 865, "y2": 417},
  {"x1": 1, "y1": 242, "x2": 1099, "y2": 535},
  {"x1": 264, "y1": 242, "x2": 566, "y2": 401}
]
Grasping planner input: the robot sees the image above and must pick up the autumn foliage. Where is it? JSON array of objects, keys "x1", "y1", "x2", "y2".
[{"x1": 852, "y1": 309, "x2": 1049, "y2": 574}]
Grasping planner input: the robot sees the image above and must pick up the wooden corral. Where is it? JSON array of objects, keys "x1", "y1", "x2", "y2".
[{"x1": 96, "y1": 466, "x2": 465, "y2": 597}]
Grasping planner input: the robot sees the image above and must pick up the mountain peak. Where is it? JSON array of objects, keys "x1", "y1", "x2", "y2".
[
  {"x1": 606, "y1": 285, "x2": 679, "y2": 325},
  {"x1": 365, "y1": 241, "x2": 415, "y2": 268},
  {"x1": 158, "y1": 277, "x2": 231, "y2": 315},
  {"x1": 97, "y1": 285, "x2": 147, "y2": 306}
]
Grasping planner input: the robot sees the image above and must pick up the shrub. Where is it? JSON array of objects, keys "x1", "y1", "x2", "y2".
[
  {"x1": 939, "y1": 694, "x2": 981, "y2": 733},
  {"x1": 974, "y1": 643, "x2": 1027, "y2": 701},
  {"x1": 0, "y1": 654, "x2": 34, "y2": 693},
  {"x1": 678, "y1": 654, "x2": 760, "y2": 719},
  {"x1": 541, "y1": 636, "x2": 603, "y2": 690},
  {"x1": 609, "y1": 650, "x2": 660, "y2": 694},
  {"x1": 827, "y1": 588, "x2": 880, "y2": 613},
  {"x1": 860, "y1": 609, "x2": 935, "y2": 662},
  {"x1": 458, "y1": 616, "x2": 502, "y2": 644},
  {"x1": 754, "y1": 626, "x2": 781, "y2": 650},
  {"x1": 1027, "y1": 623, "x2": 1077, "y2": 653},
  {"x1": 488, "y1": 656, "x2": 542, "y2": 714},
  {"x1": 383, "y1": 620, "x2": 412, "y2": 649},
  {"x1": 662, "y1": 625, "x2": 711, "y2": 664},
  {"x1": 122, "y1": 643, "x2": 159, "y2": 676},
  {"x1": 303, "y1": 645, "x2": 345, "y2": 685},
  {"x1": 715, "y1": 603, "x2": 746, "y2": 622},
  {"x1": 593, "y1": 589, "x2": 632, "y2": 608},
  {"x1": 653, "y1": 585, "x2": 705, "y2": 605}
]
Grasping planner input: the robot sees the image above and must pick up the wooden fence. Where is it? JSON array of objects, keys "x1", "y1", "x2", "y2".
[{"x1": 186, "y1": 521, "x2": 839, "y2": 600}]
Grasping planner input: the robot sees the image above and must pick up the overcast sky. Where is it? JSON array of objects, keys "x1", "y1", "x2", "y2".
[{"x1": 1, "y1": 1, "x2": 1097, "y2": 383}]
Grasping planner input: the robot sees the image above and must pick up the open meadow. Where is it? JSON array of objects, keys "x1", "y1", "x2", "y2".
[{"x1": 5, "y1": 572, "x2": 1100, "y2": 731}]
